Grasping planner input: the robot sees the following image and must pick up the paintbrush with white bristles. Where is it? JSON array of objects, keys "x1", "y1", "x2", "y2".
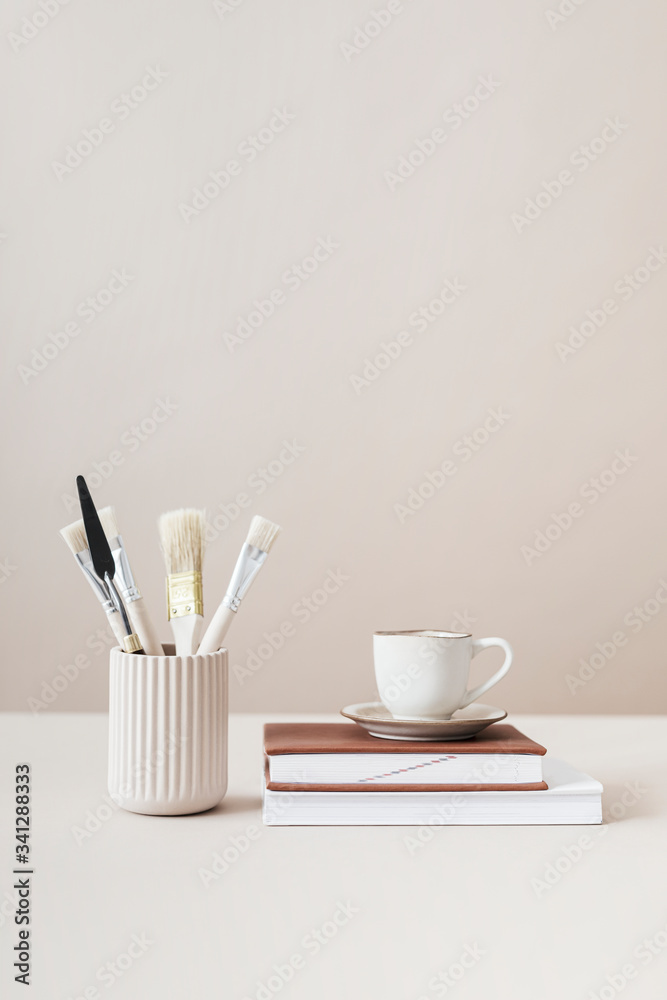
[
  {"x1": 59, "y1": 518, "x2": 130, "y2": 647},
  {"x1": 158, "y1": 509, "x2": 206, "y2": 656},
  {"x1": 98, "y1": 507, "x2": 163, "y2": 655},
  {"x1": 197, "y1": 515, "x2": 281, "y2": 655}
]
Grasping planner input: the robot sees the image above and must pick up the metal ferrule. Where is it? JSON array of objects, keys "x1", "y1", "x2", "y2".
[
  {"x1": 75, "y1": 550, "x2": 115, "y2": 614},
  {"x1": 122, "y1": 632, "x2": 143, "y2": 654},
  {"x1": 74, "y1": 548, "x2": 142, "y2": 651},
  {"x1": 167, "y1": 571, "x2": 203, "y2": 620},
  {"x1": 105, "y1": 575, "x2": 134, "y2": 636},
  {"x1": 221, "y1": 544, "x2": 267, "y2": 613},
  {"x1": 108, "y1": 534, "x2": 141, "y2": 603},
  {"x1": 105, "y1": 575, "x2": 142, "y2": 653}
]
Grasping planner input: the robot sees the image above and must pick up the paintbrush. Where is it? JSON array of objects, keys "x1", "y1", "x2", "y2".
[
  {"x1": 158, "y1": 508, "x2": 206, "y2": 656},
  {"x1": 76, "y1": 476, "x2": 143, "y2": 654},
  {"x1": 97, "y1": 506, "x2": 162, "y2": 655},
  {"x1": 59, "y1": 518, "x2": 129, "y2": 648},
  {"x1": 197, "y1": 515, "x2": 281, "y2": 655}
]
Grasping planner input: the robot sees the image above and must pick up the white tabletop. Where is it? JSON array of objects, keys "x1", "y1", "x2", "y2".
[{"x1": 1, "y1": 713, "x2": 665, "y2": 1000}]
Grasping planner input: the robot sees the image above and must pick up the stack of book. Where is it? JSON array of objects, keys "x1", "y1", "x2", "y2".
[{"x1": 262, "y1": 723, "x2": 602, "y2": 826}]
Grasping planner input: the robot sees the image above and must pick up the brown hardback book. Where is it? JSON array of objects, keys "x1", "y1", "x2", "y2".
[{"x1": 264, "y1": 723, "x2": 548, "y2": 792}]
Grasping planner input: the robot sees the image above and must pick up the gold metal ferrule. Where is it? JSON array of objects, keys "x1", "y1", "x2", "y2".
[
  {"x1": 167, "y1": 570, "x2": 203, "y2": 620},
  {"x1": 122, "y1": 633, "x2": 143, "y2": 654}
]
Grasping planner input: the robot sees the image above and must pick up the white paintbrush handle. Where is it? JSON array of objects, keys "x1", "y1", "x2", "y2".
[
  {"x1": 106, "y1": 608, "x2": 129, "y2": 647},
  {"x1": 197, "y1": 605, "x2": 236, "y2": 655},
  {"x1": 169, "y1": 614, "x2": 203, "y2": 656},
  {"x1": 127, "y1": 597, "x2": 163, "y2": 655}
]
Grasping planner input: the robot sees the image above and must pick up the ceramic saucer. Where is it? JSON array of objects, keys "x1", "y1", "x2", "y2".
[{"x1": 340, "y1": 702, "x2": 507, "y2": 741}]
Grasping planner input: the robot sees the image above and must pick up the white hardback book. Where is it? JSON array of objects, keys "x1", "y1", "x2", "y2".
[
  {"x1": 268, "y1": 751, "x2": 543, "y2": 785},
  {"x1": 263, "y1": 758, "x2": 602, "y2": 826}
]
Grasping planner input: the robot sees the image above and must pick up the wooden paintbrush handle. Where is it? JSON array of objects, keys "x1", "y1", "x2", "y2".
[
  {"x1": 169, "y1": 614, "x2": 204, "y2": 657},
  {"x1": 127, "y1": 597, "x2": 163, "y2": 655},
  {"x1": 106, "y1": 608, "x2": 128, "y2": 647},
  {"x1": 197, "y1": 605, "x2": 236, "y2": 655}
]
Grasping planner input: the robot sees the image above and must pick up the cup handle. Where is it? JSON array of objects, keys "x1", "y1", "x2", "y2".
[{"x1": 458, "y1": 637, "x2": 513, "y2": 710}]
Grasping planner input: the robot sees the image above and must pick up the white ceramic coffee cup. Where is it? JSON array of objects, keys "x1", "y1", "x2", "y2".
[{"x1": 373, "y1": 630, "x2": 513, "y2": 721}]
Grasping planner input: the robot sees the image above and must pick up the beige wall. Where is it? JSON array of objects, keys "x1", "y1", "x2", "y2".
[{"x1": 2, "y1": 0, "x2": 667, "y2": 715}]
